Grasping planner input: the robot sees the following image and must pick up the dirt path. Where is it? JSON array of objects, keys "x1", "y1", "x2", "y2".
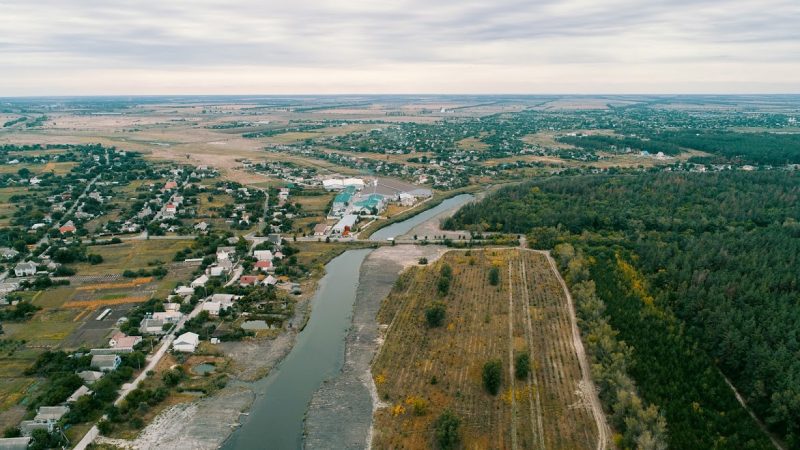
[
  {"x1": 537, "y1": 249, "x2": 610, "y2": 450},
  {"x1": 506, "y1": 262, "x2": 519, "y2": 450},
  {"x1": 518, "y1": 254, "x2": 546, "y2": 450}
]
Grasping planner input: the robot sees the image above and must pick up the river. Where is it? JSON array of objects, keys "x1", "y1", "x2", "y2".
[{"x1": 222, "y1": 193, "x2": 473, "y2": 449}]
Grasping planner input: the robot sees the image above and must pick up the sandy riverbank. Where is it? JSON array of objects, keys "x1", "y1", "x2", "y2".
[{"x1": 303, "y1": 245, "x2": 448, "y2": 449}]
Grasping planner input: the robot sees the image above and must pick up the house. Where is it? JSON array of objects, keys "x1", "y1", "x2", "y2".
[
  {"x1": 59, "y1": 221, "x2": 77, "y2": 234},
  {"x1": 163, "y1": 180, "x2": 178, "y2": 190},
  {"x1": 267, "y1": 234, "x2": 282, "y2": 247},
  {"x1": 253, "y1": 250, "x2": 273, "y2": 261},
  {"x1": 163, "y1": 203, "x2": 177, "y2": 219},
  {"x1": 0, "y1": 437, "x2": 31, "y2": 449},
  {"x1": 239, "y1": 275, "x2": 259, "y2": 286},
  {"x1": 77, "y1": 370, "x2": 104, "y2": 385},
  {"x1": 173, "y1": 332, "x2": 200, "y2": 353},
  {"x1": 216, "y1": 246, "x2": 236, "y2": 261},
  {"x1": 211, "y1": 293, "x2": 238, "y2": 303},
  {"x1": 194, "y1": 221, "x2": 209, "y2": 232},
  {"x1": 140, "y1": 318, "x2": 167, "y2": 335},
  {"x1": 174, "y1": 286, "x2": 195, "y2": 296},
  {"x1": 255, "y1": 260, "x2": 272, "y2": 272},
  {"x1": 91, "y1": 354, "x2": 121, "y2": 372},
  {"x1": 19, "y1": 405, "x2": 70, "y2": 436},
  {"x1": 108, "y1": 332, "x2": 142, "y2": 349},
  {"x1": 164, "y1": 302, "x2": 181, "y2": 311},
  {"x1": 66, "y1": 385, "x2": 92, "y2": 403},
  {"x1": 208, "y1": 265, "x2": 225, "y2": 277},
  {"x1": 313, "y1": 223, "x2": 329, "y2": 236},
  {"x1": 263, "y1": 275, "x2": 278, "y2": 286},
  {"x1": 152, "y1": 310, "x2": 183, "y2": 323},
  {"x1": 0, "y1": 247, "x2": 19, "y2": 260},
  {"x1": 14, "y1": 261, "x2": 37, "y2": 277},
  {"x1": 191, "y1": 275, "x2": 209, "y2": 288},
  {"x1": 203, "y1": 297, "x2": 233, "y2": 316}
]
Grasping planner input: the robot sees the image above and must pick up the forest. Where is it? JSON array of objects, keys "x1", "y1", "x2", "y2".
[{"x1": 445, "y1": 171, "x2": 799, "y2": 448}]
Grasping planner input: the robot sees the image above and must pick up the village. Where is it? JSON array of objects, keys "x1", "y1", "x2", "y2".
[{"x1": 0, "y1": 139, "x2": 449, "y2": 449}]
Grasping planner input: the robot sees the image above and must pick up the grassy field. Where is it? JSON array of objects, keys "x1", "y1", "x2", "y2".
[
  {"x1": 71, "y1": 239, "x2": 194, "y2": 275},
  {"x1": 371, "y1": 249, "x2": 598, "y2": 449},
  {"x1": 0, "y1": 161, "x2": 76, "y2": 175}
]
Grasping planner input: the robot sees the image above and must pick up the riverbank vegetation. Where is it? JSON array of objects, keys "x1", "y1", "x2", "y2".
[{"x1": 445, "y1": 171, "x2": 796, "y2": 448}]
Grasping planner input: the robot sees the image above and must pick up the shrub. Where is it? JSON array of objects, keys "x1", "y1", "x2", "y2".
[
  {"x1": 434, "y1": 409, "x2": 460, "y2": 449},
  {"x1": 482, "y1": 359, "x2": 502, "y2": 395},
  {"x1": 515, "y1": 352, "x2": 530, "y2": 379},
  {"x1": 489, "y1": 266, "x2": 500, "y2": 286},
  {"x1": 425, "y1": 302, "x2": 446, "y2": 327}
]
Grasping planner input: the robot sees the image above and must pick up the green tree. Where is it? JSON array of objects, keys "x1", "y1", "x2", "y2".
[
  {"x1": 515, "y1": 352, "x2": 530, "y2": 379},
  {"x1": 425, "y1": 302, "x2": 446, "y2": 328},
  {"x1": 482, "y1": 359, "x2": 502, "y2": 395},
  {"x1": 434, "y1": 409, "x2": 460, "y2": 450},
  {"x1": 488, "y1": 266, "x2": 500, "y2": 286}
]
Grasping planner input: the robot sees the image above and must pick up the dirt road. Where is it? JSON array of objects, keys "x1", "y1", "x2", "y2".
[{"x1": 537, "y1": 249, "x2": 610, "y2": 450}]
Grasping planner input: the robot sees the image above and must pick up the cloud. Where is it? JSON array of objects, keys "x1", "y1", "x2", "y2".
[{"x1": 0, "y1": 0, "x2": 798, "y2": 94}]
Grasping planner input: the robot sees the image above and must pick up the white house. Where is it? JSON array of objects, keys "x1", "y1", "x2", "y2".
[
  {"x1": 208, "y1": 265, "x2": 225, "y2": 277},
  {"x1": 174, "y1": 286, "x2": 195, "y2": 296},
  {"x1": 191, "y1": 275, "x2": 209, "y2": 288},
  {"x1": 0, "y1": 247, "x2": 19, "y2": 259},
  {"x1": 253, "y1": 250, "x2": 273, "y2": 261},
  {"x1": 14, "y1": 261, "x2": 37, "y2": 277},
  {"x1": 263, "y1": 275, "x2": 278, "y2": 286},
  {"x1": 173, "y1": 332, "x2": 200, "y2": 353},
  {"x1": 152, "y1": 310, "x2": 183, "y2": 323}
]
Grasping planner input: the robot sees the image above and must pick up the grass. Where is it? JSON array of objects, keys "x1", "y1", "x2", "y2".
[
  {"x1": 2, "y1": 309, "x2": 82, "y2": 346},
  {"x1": 292, "y1": 241, "x2": 378, "y2": 271},
  {"x1": 71, "y1": 239, "x2": 194, "y2": 275},
  {"x1": 371, "y1": 249, "x2": 598, "y2": 449},
  {"x1": 0, "y1": 161, "x2": 76, "y2": 175}
]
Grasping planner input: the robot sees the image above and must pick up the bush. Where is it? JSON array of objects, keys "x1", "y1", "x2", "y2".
[
  {"x1": 434, "y1": 409, "x2": 460, "y2": 449},
  {"x1": 87, "y1": 254, "x2": 104, "y2": 265},
  {"x1": 489, "y1": 266, "x2": 500, "y2": 286},
  {"x1": 482, "y1": 359, "x2": 502, "y2": 395},
  {"x1": 515, "y1": 352, "x2": 530, "y2": 379},
  {"x1": 425, "y1": 302, "x2": 446, "y2": 327},
  {"x1": 418, "y1": 257, "x2": 428, "y2": 265}
]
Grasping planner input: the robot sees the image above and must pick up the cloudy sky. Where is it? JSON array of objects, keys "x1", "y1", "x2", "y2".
[{"x1": 1, "y1": 0, "x2": 798, "y2": 95}]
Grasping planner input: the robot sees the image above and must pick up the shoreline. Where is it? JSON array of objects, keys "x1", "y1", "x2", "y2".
[{"x1": 303, "y1": 245, "x2": 449, "y2": 449}]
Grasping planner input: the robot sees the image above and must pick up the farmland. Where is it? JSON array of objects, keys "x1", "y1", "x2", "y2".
[{"x1": 371, "y1": 249, "x2": 603, "y2": 449}]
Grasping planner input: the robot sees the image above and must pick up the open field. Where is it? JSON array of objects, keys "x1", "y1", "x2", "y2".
[
  {"x1": 71, "y1": 239, "x2": 193, "y2": 275},
  {"x1": 371, "y1": 249, "x2": 601, "y2": 449}
]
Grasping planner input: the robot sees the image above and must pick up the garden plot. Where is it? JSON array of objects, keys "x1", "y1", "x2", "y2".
[{"x1": 371, "y1": 249, "x2": 599, "y2": 449}]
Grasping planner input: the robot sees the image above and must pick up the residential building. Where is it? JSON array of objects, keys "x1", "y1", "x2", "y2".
[
  {"x1": 0, "y1": 247, "x2": 19, "y2": 260},
  {"x1": 108, "y1": 332, "x2": 142, "y2": 349},
  {"x1": 91, "y1": 354, "x2": 121, "y2": 372},
  {"x1": 191, "y1": 275, "x2": 209, "y2": 288},
  {"x1": 173, "y1": 332, "x2": 200, "y2": 353},
  {"x1": 253, "y1": 250, "x2": 273, "y2": 261},
  {"x1": 77, "y1": 370, "x2": 104, "y2": 385},
  {"x1": 14, "y1": 261, "x2": 37, "y2": 277},
  {"x1": 140, "y1": 318, "x2": 167, "y2": 335},
  {"x1": 66, "y1": 385, "x2": 92, "y2": 403}
]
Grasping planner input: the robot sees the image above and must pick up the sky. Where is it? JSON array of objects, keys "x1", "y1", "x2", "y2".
[{"x1": 0, "y1": 0, "x2": 799, "y2": 95}]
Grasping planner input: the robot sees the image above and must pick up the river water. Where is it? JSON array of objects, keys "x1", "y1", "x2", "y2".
[{"x1": 222, "y1": 193, "x2": 473, "y2": 449}]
